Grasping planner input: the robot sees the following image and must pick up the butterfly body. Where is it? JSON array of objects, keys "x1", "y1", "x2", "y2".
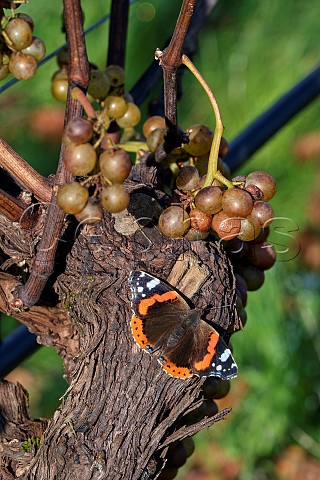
[{"x1": 128, "y1": 270, "x2": 238, "y2": 380}]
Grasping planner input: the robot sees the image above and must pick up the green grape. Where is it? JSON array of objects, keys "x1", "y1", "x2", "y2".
[
  {"x1": 88, "y1": 69, "x2": 110, "y2": 100},
  {"x1": 103, "y1": 95, "x2": 127, "y2": 118},
  {"x1": 63, "y1": 143, "x2": 97, "y2": 176},
  {"x1": 0, "y1": 63, "x2": 9, "y2": 80},
  {"x1": 57, "y1": 181, "x2": 89, "y2": 214},
  {"x1": 9, "y1": 52, "x2": 37, "y2": 80},
  {"x1": 106, "y1": 64, "x2": 125, "y2": 87},
  {"x1": 146, "y1": 128, "x2": 165, "y2": 152},
  {"x1": 75, "y1": 199, "x2": 104, "y2": 224},
  {"x1": 116, "y1": 102, "x2": 141, "y2": 128},
  {"x1": 99, "y1": 148, "x2": 132, "y2": 183},
  {"x1": 237, "y1": 217, "x2": 261, "y2": 241},
  {"x1": 101, "y1": 184, "x2": 130, "y2": 213},
  {"x1": 51, "y1": 69, "x2": 68, "y2": 102},
  {"x1": 5, "y1": 18, "x2": 33, "y2": 51},
  {"x1": 16, "y1": 13, "x2": 34, "y2": 32},
  {"x1": 176, "y1": 166, "x2": 199, "y2": 192},
  {"x1": 143, "y1": 115, "x2": 166, "y2": 138},
  {"x1": 183, "y1": 124, "x2": 213, "y2": 156},
  {"x1": 158, "y1": 206, "x2": 190, "y2": 238},
  {"x1": 21, "y1": 36, "x2": 46, "y2": 62}
]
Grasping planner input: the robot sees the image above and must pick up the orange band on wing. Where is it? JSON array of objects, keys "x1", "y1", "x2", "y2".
[
  {"x1": 161, "y1": 357, "x2": 193, "y2": 379},
  {"x1": 194, "y1": 331, "x2": 219, "y2": 371},
  {"x1": 137, "y1": 291, "x2": 179, "y2": 316},
  {"x1": 131, "y1": 315, "x2": 149, "y2": 349}
]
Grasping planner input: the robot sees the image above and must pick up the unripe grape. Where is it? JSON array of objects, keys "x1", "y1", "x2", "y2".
[
  {"x1": 64, "y1": 117, "x2": 93, "y2": 145},
  {"x1": 101, "y1": 184, "x2": 130, "y2": 213},
  {"x1": 212, "y1": 211, "x2": 241, "y2": 240},
  {"x1": 245, "y1": 171, "x2": 277, "y2": 201},
  {"x1": 21, "y1": 36, "x2": 46, "y2": 61},
  {"x1": 5, "y1": 18, "x2": 33, "y2": 50},
  {"x1": 103, "y1": 95, "x2": 127, "y2": 118},
  {"x1": 237, "y1": 217, "x2": 261, "y2": 241},
  {"x1": 16, "y1": 13, "x2": 34, "y2": 32},
  {"x1": 195, "y1": 186, "x2": 223, "y2": 215},
  {"x1": 158, "y1": 206, "x2": 190, "y2": 238},
  {"x1": 51, "y1": 69, "x2": 68, "y2": 102},
  {"x1": 99, "y1": 148, "x2": 132, "y2": 183},
  {"x1": 116, "y1": 102, "x2": 141, "y2": 128},
  {"x1": 183, "y1": 124, "x2": 213, "y2": 156},
  {"x1": 63, "y1": 143, "x2": 97, "y2": 176},
  {"x1": 75, "y1": 199, "x2": 104, "y2": 224},
  {"x1": 146, "y1": 128, "x2": 165, "y2": 152},
  {"x1": 9, "y1": 52, "x2": 37, "y2": 80},
  {"x1": 0, "y1": 63, "x2": 9, "y2": 80},
  {"x1": 176, "y1": 166, "x2": 199, "y2": 191},
  {"x1": 57, "y1": 182, "x2": 89, "y2": 214},
  {"x1": 106, "y1": 64, "x2": 125, "y2": 87},
  {"x1": 143, "y1": 115, "x2": 166, "y2": 138},
  {"x1": 88, "y1": 69, "x2": 110, "y2": 100},
  {"x1": 222, "y1": 188, "x2": 253, "y2": 218}
]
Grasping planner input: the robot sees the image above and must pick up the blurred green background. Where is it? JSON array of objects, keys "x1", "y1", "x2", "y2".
[{"x1": 1, "y1": 1, "x2": 320, "y2": 479}]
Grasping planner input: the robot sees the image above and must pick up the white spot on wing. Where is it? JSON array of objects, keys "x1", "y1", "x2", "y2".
[
  {"x1": 146, "y1": 278, "x2": 160, "y2": 290},
  {"x1": 220, "y1": 349, "x2": 231, "y2": 362}
]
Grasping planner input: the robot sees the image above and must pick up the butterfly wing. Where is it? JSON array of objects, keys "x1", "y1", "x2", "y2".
[
  {"x1": 160, "y1": 318, "x2": 238, "y2": 380},
  {"x1": 128, "y1": 270, "x2": 238, "y2": 381},
  {"x1": 129, "y1": 271, "x2": 190, "y2": 352}
]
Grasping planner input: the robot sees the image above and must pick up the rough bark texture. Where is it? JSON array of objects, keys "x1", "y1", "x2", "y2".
[{"x1": 0, "y1": 166, "x2": 238, "y2": 479}]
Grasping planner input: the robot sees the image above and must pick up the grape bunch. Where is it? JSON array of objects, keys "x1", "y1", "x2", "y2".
[
  {"x1": 51, "y1": 56, "x2": 142, "y2": 135},
  {"x1": 54, "y1": 62, "x2": 147, "y2": 222},
  {"x1": 151, "y1": 125, "x2": 277, "y2": 328},
  {"x1": 56, "y1": 115, "x2": 133, "y2": 222},
  {"x1": 0, "y1": 8, "x2": 46, "y2": 81}
]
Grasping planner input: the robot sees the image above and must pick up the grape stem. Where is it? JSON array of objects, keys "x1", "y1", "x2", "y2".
[
  {"x1": 181, "y1": 54, "x2": 233, "y2": 189},
  {"x1": 71, "y1": 87, "x2": 96, "y2": 119}
]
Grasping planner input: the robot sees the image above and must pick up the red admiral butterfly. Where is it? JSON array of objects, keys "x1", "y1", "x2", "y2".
[{"x1": 129, "y1": 270, "x2": 238, "y2": 380}]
